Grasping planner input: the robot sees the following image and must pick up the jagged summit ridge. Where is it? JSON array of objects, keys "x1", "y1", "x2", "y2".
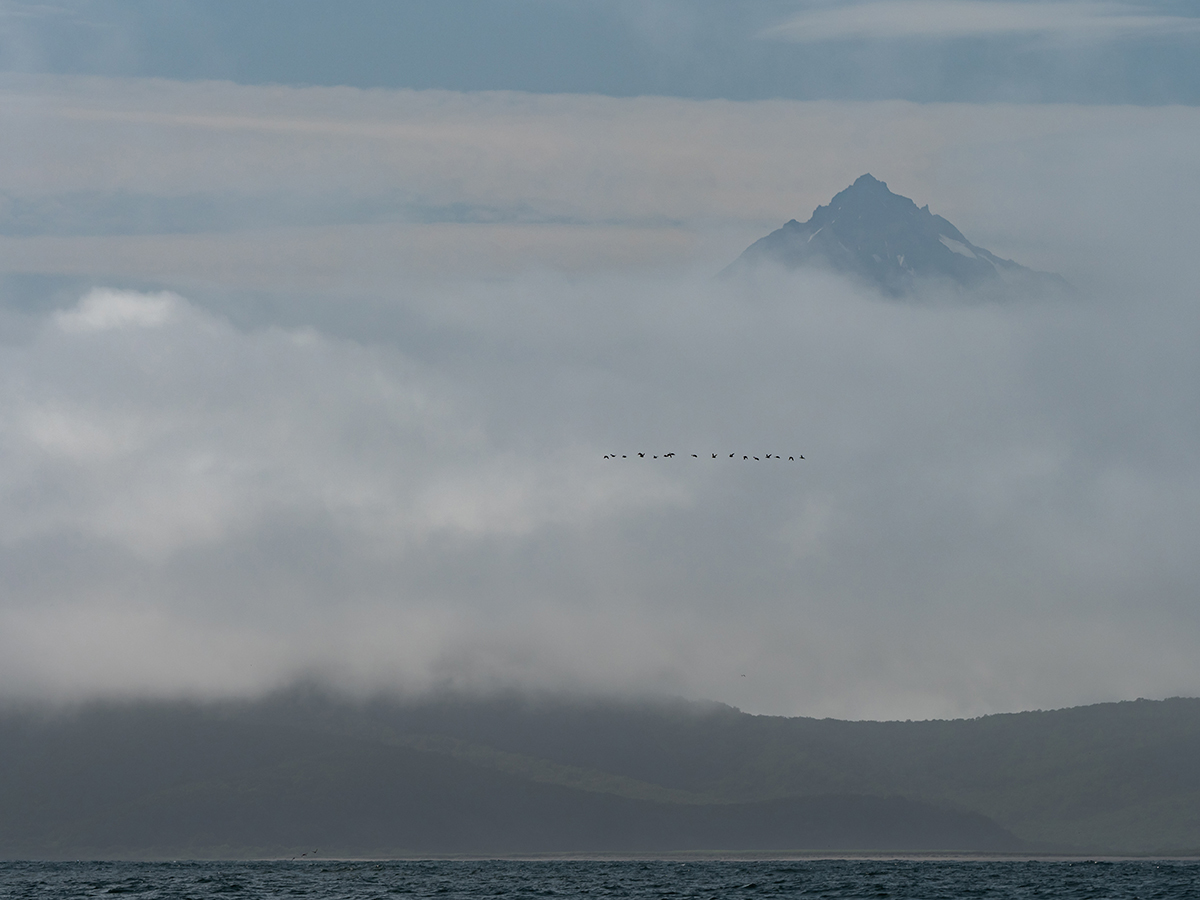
[{"x1": 728, "y1": 174, "x2": 1067, "y2": 296}]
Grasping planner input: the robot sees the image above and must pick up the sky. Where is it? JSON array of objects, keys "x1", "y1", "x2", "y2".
[{"x1": 1, "y1": 1, "x2": 1199, "y2": 719}]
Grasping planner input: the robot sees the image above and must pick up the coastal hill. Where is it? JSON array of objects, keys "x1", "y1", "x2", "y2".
[
  {"x1": 0, "y1": 692, "x2": 1197, "y2": 858},
  {"x1": 726, "y1": 174, "x2": 1069, "y2": 297}
]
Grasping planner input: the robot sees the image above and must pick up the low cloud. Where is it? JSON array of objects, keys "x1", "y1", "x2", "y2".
[
  {"x1": 54, "y1": 287, "x2": 175, "y2": 331},
  {"x1": 0, "y1": 77, "x2": 1198, "y2": 718},
  {"x1": 763, "y1": 1, "x2": 1200, "y2": 43},
  {"x1": 2, "y1": 269, "x2": 1199, "y2": 718},
  {"x1": 2, "y1": 79, "x2": 1198, "y2": 289}
]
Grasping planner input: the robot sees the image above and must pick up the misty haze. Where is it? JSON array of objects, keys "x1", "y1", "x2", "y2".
[{"x1": 1, "y1": 0, "x2": 1200, "y2": 864}]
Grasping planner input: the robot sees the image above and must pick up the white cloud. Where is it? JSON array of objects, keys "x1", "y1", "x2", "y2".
[
  {"x1": 1, "y1": 272, "x2": 1200, "y2": 718},
  {"x1": 763, "y1": 1, "x2": 1200, "y2": 43},
  {"x1": 0, "y1": 288, "x2": 680, "y2": 558},
  {"x1": 0, "y1": 77, "x2": 1199, "y2": 717},
  {"x1": 54, "y1": 287, "x2": 176, "y2": 331}
]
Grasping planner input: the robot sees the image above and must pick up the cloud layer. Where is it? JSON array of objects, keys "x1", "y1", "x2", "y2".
[
  {"x1": 765, "y1": 1, "x2": 1200, "y2": 43},
  {"x1": 1, "y1": 77, "x2": 1199, "y2": 718},
  {"x1": 3, "y1": 76, "x2": 1198, "y2": 288},
  {"x1": 4, "y1": 1, "x2": 1199, "y2": 103},
  {"x1": 3, "y1": 266, "x2": 1200, "y2": 719}
]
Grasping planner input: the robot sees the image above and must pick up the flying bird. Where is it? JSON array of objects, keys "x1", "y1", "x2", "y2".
[{"x1": 606, "y1": 450, "x2": 804, "y2": 463}]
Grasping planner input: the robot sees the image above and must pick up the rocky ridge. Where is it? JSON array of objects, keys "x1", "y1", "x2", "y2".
[{"x1": 727, "y1": 174, "x2": 1068, "y2": 297}]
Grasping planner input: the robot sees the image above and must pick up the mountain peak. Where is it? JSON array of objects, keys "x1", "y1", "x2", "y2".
[
  {"x1": 852, "y1": 172, "x2": 886, "y2": 189},
  {"x1": 727, "y1": 175, "x2": 1067, "y2": 297}
]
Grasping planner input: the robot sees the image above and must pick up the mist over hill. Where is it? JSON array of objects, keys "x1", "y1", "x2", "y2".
[{"x1": 2, "y1": 691, "x2": 1197, "y2": 858}]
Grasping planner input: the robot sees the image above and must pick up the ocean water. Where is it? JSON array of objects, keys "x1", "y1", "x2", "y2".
[{"x1": 0, "y1": 859, "x2": 1197, "y2": 899}]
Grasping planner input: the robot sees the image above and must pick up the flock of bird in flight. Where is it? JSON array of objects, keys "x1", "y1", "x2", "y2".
[{"x1": 603, "y1": 452, "x2": 804, "y2": 461}]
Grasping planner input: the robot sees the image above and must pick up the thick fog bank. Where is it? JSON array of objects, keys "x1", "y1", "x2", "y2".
[
  {"x1": 2, "y1": 79, "x2": 1198, "y2": 718},
  {"x1": 1, "y1": 264, "x2": 1198, "y2": 719}
]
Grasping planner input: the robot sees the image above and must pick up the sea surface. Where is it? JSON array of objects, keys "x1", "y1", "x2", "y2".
[{"x1": 1, "y1": 859, "x2": 1197, "y2": 899}]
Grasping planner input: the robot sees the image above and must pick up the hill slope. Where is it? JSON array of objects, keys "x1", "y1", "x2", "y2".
[
  {"x1": 1, "y1": 693, "x2": 1197, "y2": 857},
  {"x1": 351, "y1": 693, "x2": 1200, "y2": 852},
  {"x1": 0, "y1": 701, "x2": 1016, "y2": 858}
]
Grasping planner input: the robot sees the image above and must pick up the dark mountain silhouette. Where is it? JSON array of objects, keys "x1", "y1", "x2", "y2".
[
  {"x1": 2, "y1": 692, "x2": 1198, "y2": 858},
  {"x1": 0, "y1": 699, "x2": 1017, "y2": 859},
  {"x1": 726, "y1": 174, "x2": 1069, "y2": 297}
]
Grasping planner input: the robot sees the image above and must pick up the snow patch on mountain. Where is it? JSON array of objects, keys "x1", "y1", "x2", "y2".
[{"x1": 939, "y1": 235, "x2": 977, "y2": 259}]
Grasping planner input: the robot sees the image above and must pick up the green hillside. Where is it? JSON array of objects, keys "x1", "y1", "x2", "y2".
[{"x1": 1, "y1": 691, "x2": 1197, "y2": 857}]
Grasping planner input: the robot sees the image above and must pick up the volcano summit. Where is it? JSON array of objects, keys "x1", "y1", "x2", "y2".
[{"x1": 727, "y1": 174, "x2": 1068, "y2": 297}]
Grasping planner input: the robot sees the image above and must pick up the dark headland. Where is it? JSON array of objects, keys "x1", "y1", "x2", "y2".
[
  {"x1": 1, "y1": 692, "x2": 1197, "y2": 859},
  {"x1": 725, "y1": 174, "x2": 1070, "y2": 297}
]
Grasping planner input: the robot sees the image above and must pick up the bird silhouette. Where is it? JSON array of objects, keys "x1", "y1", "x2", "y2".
[{"x1": 609, "y1": 450, "x2": 802, "y2": 463}]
